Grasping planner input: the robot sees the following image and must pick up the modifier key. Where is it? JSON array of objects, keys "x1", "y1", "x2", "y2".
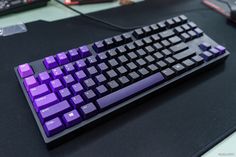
[
  {"x1": 173, "y1": 49, "x2": 196, "y2": 61},
  {"x1": 96, "y1": 72, "x2": 165, "y2": 110}
]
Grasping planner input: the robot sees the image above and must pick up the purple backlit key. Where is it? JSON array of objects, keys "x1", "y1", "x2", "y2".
[
  {"x1": 75, "y1": 70, "x2": 87, "y2": 81},
  {"x1": 62, "y1": 110, "x2": 82, "y2": 128},
  {"x1": 62, "y1": 74, "x2": 76, "y2": 87},
  {"x1": 23, "y1": 76, "x2": 39, "y2": 91},
  {"x1": 51, "y1": 67, "x2": 64, "y2": 79},
  {"x1": 80, "y1": 103, "x2": 98, "y2": 119},
  {"x1": 70, "y1": 95, "x2": 85, "y2": 108},
  {"x1": 78, "y1": 46, "x2": 91, "y2": 58},
  {"x1": 43, "y1": 117, "x2": 64, "y2": 137},
  {"x1": 58, "y1": 88, "x2": 72, "y2": 100},
  {"x1": 34, "y1": 93, "x2": 59, "y2": 112},
  {"x1": 44, "y1": 56, "x2": 58, "y2": 69},
  {"x1": 216, "y1": 45, "x2": 226, "y2": 54},
  {"x1": 68, "y1": 49, "x2": 80, "y2": 61},
  {"x1": 71, "y1": 83, "x2": 84, "y2": 95},
  {"x1": 75, "y1": 60, "x2": 86, "y2": 70},
  {"x1": 56, "y1": 52, "x2": 69, "y2": 65},
  {"x1": 63, "y1": 63, "x2": 75, "y2": 75},
  {"x1": 18, "y1": 63, "x2": 34, "y2": 78},
  {"x1": 38, "y1": 72, "x2": 51, "y2": 84},
  {"x1": 49, "y1": 79, "x2": 64, "y2": 92},
  {"x1": 29, "y1": 84, "x2": 50, "y2": 101},
  {"x1": 39, "y1": 100, "x2": 71, "y2": 123}
]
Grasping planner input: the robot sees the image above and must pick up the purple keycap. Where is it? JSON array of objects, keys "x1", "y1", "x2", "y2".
[
  {"x1": 71, "y1": 83, "x2": 84, "y2": 95},
  {"x1": 23, "y1": 76, "x2": 39, "y2": 91},
  {"x1": 62, "y1": 110, "x2": 82, "y2": 128},
  {"x1": 39, "y1": 100, "x2": 71, "y2": 123},
  {"x1": 56, "y1": 52, "x2": 69, "y2": 65},
  {"x1": 58, "y1": 88, "x2": 72, "y2": 100},
  {"x1": 68, "y1": 49, "x2": 80, "y2": 61},
  {"x1": 95, "y1": 85, "x2": 108, "y2": 97},
  {"x1": 70, "y1": 95, "x2": 85, "y2": 108},
  {"x1": 96, "y1": 72, "x2": 165, "y2": 110},
  {"x1": 44, "y1": 56, "x2": 58, "y2": 69},
  {"x1": 199, "y1": 42, "x2": 211, "y2": 51},
  {"x1": 75, "y1": 70, "x2": 87, "y2": 81},
  {"x1": 18, "y1": 63, "x2": 34, "y2": 78},
  {"x1": 51, "y1": 67, "x2": 64, "y2": 79},
  {"x1": 38, "y1": 72, "x2": 51, "y2": 84},
  {"x1": 63, "y1": 63, "x2": 75, "y2": 75},
  {"x1": 43, "y1": 117, "x2": 64, "y2": 137},
  {"x1": 200, "y1": 51, "x2": 214, "y2": 61},
  {"x1": 216, "y1": 45, "x2": 226, "y2": 54},
  {"x1": 83, "y1": 90, "x2": 96, "y2": 102},
  {"x1": 80, "y1": 103, "x2": 98, "y2": 119},
  {"x1": 29, "y1": 84, "x2": 50, "y2": 101},
  {"x1": 209, "y1": 48, "x2": 220, "y2": 56},
  {"x1": 75, "y1": 60, "x2": 86, "y2": 70},
  {"x1": 33, "y1": 93, "x2": 59, "y2": 112},
  {"x1": 49, "y1": 79, "x2": 64, "y2": 92},
  {"x1": 83, "y1": 78, "x2": 96, "y2": 90},
  {"x1": 62, "y1": 74, "x2": 76, "y2": 87},
  {"x1": 78, "y1": 46, "x2": 91, "y2": 58}
]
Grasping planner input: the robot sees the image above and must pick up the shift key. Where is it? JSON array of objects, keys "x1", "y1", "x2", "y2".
[
  {"x1": 39, "y1": 100, "x2": 71, "y2": 123},
  {"x1": 29, "y1": 84, "x2": 50, "y2": 101}
]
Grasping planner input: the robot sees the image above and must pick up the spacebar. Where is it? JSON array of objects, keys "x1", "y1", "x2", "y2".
[{"x1": 96, "y1": 72, "x2": 165, "y2": 110}]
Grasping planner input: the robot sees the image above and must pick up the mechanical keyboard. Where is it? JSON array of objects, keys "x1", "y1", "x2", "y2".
[{"x1": 14, "y1": 15, "x2": 230, "y2": 146}]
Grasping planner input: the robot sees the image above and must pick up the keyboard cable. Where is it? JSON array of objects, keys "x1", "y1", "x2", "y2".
[{"x1": 54, "y1": 0, "x2": 210, "y2": 32}]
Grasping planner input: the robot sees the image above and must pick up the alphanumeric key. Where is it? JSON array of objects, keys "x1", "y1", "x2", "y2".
[
  {"x1": 104, "y1": 38, "x2": 114, "y2": 49},
  {"x1": 153, "y1": 52, "x2": 164, "y2": 60},
  {"x1": 191, "y1": 55, "x2": 204, "y2": 65},
  {"x1": 179, "y1": 15, "x2": 188, "y2": 23},
  {"x1": 188, "y1": 30, "x2": 197, "y2": 39},
  {"x1": 180, "y1": 33, "x2": 191, "y2": 42},
  {"x1": 86, "y1": 56, "x2": 97, "y2": 66},
  {"x1": 182, "y1": 24, "x2": 191, "y2": 31},
  {"x1": 116, "y1": 46, "x2": 127, "y2": 54},
  {"x1": 118, "y1": 55, "x2": 129, "y2": 64},
  {"x1": 96, "y1": 52, "x2": 108, "y2": 62},
  {"x1": 97, "y1": 62, "x2": 109, "y2": 73},
  {"x1": 95, "y1": 74, "x2": 107, "y2": 84},
  {"x1": 126, "y1": 43, "x2": 136, "y2": 51},
  {"x1": 142, "y1": 26, "x2": 152, "y2": 35},
  {"x1": 138, "y1": 68, "x2": 150, "y2": 77},
  {"x1": 147, "y1": 64, "x2": 159, "y2": 73},
  {"x1": 128, "y1": 71, "x2": 140, "y2": 82},
  {"x1": 133, "y1": 28, "x2": 145, "y2": 39},
  {"x1": 122, "y1": 33, "x2": 132, "y2": 43},
  {"x1": 127, "y1": 52, "x2": 138, "y2": 60},
  {"x1": 194, "y1": 28, "x2": 203, "y2": 37},
  {"x1": 117, "y1": 66, "x2": 128, "y2": 75},
  {"x1": 145, "y1": 55, "x2": 155, "y2": 63},
  {"x1": 108, "y1": 59, "x2": 119, "y2": 67},
  {"x1": 142, "y1": 37, "x2": 153, "y2": 45},
  {"x1": 107, "y1": 49, "x2": 118, "y2": 58},
  {"x1": 157, "y1": 21, "x2": 166, "y2": 31},
  {"x1": 162, "y1": 49, "x2": 172, "y2": 57},
  {"x1": 182, "y1": 59, "x2": 195, "y2": 69},
  {"x1": 173, "y1": 16, "x2": 182, "y2": 25},
  {"x1": 126, "y1": 62, "x2": 138, "y2": 71},
  {"x1": 134, "y1": 40, "x2": 144, "y2": 48},
  {"x1": 165, "y1": 57, "x2": 176, "y2": 66},
  {"x1": 86, "y1": 66, "x2": 98, "y2": 77},
  {"x1": 188, "y1": 22, "x2": 197, "y2": 29},
  {"x1": 151, "y1": 34, "x2": 160, "y2": 42},
  {"x1": 144, "y1": 46, "x2": 155, "y2": 54},
  {"x1": 113, "y1": 35, "x2": 124, "y2": 45},
  {"x1": 161, "y1": 40, "x2": 171, "y2": 48},
  {"x1": 168, "y1": 36, "x2": 182, "y2": 45},
  {"x1": 83, "y1": 90, "x2": 96, "y2": 102},
  {"x1": 174, "y1": 26, "x2": 184, "y2": 34},
  {"x1": 83, "y1": 78, "x2": 96, "y2": 90},
  {"x1": 153, "y1": 43, "x2": 163, "y2": 51},
  {"x1": 172, "y1": 63, "x2": 186, "y2": 74},
  {"x1": 150, "y1": 24, "x2": 159, "y2": 33},
  {"x1": 118, "y1": 76, "x2": 130, "y2": 86},
  {"x1": 156, "y1": 60, "x2": 167, "y2": 69},
  {"x1": 95, "y1": 85, "x2": 108, "y2": 97},
  {"x1": 161, "y1": 68, "x2": 175, "y2": 79},
  {"x1": 136, "y1": 58, "x2": 147, "y2": 67},
  {"x1": 136, "y1": 49, "x2": 147, "y2": 57},
  {"x1": 165, "y1": 19, "x2": 175, "y2": 28},
  {"x1": 106, "y1": 69, "x2": 118, "y2": 79},
  {"x1": 107, "y1": 80, "x2": 119, "y2": 91}
]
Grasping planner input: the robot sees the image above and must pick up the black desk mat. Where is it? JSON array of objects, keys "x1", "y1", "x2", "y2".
[{"x1": 1, "y1": 0, "x2": 236, "y2": 156}]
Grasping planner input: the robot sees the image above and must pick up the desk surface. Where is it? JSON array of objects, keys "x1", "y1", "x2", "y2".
[{"x1": 0, "y1": 1, "x2": 236, "y2": 157}]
